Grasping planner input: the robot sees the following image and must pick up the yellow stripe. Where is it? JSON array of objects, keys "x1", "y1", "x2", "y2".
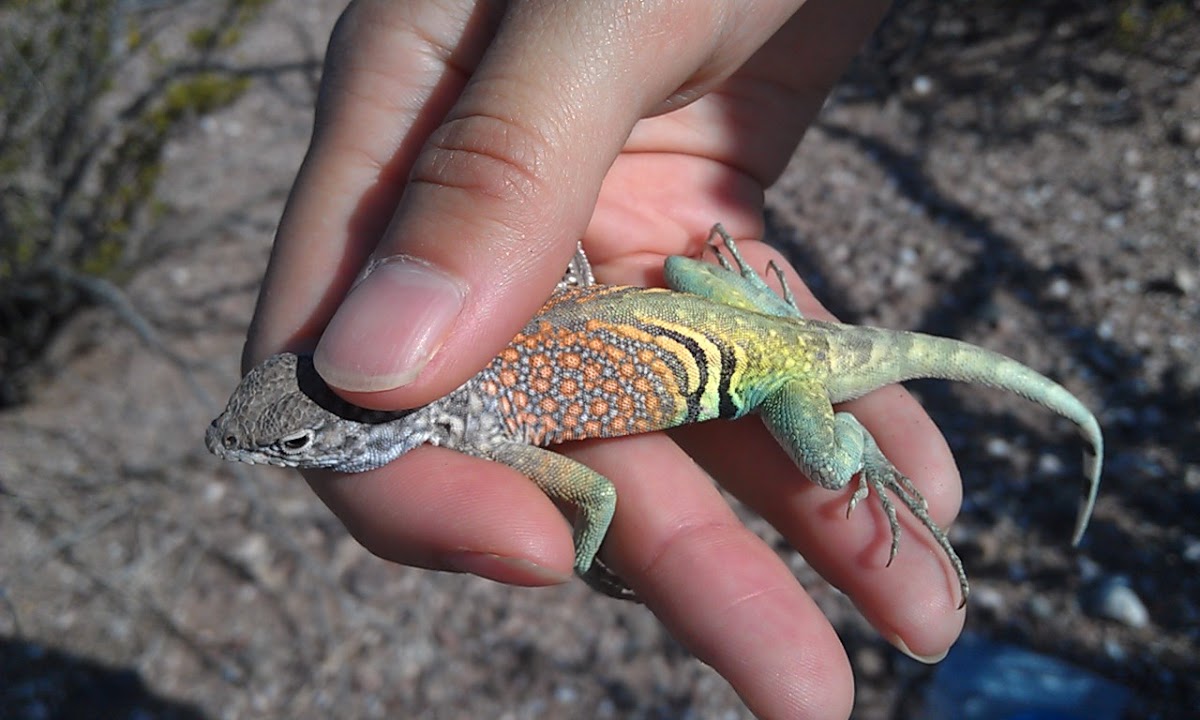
[{"x1": 640, "y1": 318, "x2": 724, "y2": 408}]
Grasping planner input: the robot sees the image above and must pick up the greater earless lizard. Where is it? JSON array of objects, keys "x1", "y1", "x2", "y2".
[{"x1": 207, "y1": 226, "x2": 1102, "y2": 604}]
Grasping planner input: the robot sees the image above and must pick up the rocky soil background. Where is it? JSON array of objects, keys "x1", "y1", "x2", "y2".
[{"x1": 2, "y1": 2, "x2": 1197, "y2": 718}]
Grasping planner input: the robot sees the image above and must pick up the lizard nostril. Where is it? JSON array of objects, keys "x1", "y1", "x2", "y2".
[{"x1": 223, "y1": 435, "x2": 238, "y2": 449}]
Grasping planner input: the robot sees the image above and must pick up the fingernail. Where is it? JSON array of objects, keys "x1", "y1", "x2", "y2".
[
  {"x1": 314, "y1": 256, "x2": 467, "y2": 391},
  {"x1": 889, "y1": 634, "x2": 949, "y2": 664},
  {"x1": 443, "y1": 551, "x2": 572, "y2": 585}
]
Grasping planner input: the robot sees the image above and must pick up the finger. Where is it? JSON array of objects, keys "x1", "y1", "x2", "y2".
[
  {"x1": 563, "y1": 433, "x2": 855, "y2": 720},
  {"x1": 244, "y1": 0, "x2": 505, "y2": 371},
  {"x1": 309, "y1": 0, "x2": 807, "y2": 406},
  {"x1": 305, "y1": 446, "x2": 576, "y2": 587}
]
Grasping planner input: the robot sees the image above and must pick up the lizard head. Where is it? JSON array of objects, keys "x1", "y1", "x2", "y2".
[{"x1": 206, "y1": 352, "x2": 419, "y2": 473}]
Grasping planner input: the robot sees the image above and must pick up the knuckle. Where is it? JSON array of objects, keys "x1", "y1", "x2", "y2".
[
  {"x1": 412, "y1": 112, "x2": 553, "y2": 208},
  {"x1": 633, "y1": 515, "x2": 749, "y2": 579}
]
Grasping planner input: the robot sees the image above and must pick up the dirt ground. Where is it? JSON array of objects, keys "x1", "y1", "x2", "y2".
[{"x1": 2, "y1": 2, "x2": 1197, "y2": 718}]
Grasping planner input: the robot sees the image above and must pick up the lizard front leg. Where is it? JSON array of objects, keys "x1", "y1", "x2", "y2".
[
  {"x1": 486, "y1": 442, "x2": 633, "y2": 599},
  {"x1": 758, "y1": 379, "x2": 969, "y2": 605}
]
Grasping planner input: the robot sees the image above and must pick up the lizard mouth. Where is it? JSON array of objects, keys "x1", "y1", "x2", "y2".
[
  {"x1": 204, "y1": 419, "x2": 230, "y2": 457},
  {"x1": 204, "y1": 418, "x2": 293, "y2": 467}
]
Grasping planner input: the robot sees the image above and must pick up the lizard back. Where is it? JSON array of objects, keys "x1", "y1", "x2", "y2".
[{"x1": 475, "y1": 283, "x2": 825, "y2": 446}]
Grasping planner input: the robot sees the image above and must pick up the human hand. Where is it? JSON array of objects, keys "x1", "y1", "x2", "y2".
[{"x1": 243, "y1": 1, "x2": 964, "y2": 717}]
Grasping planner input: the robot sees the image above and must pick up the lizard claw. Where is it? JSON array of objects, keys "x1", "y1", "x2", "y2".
[
  {"x1": 765, "y1": 260, "x2": 799, "y2": 310},
  {"x1": 859, "y1": 439, "x2": 969, "y2": 605},
  {"x1": 846, "y1": 475, "x2": 871, "y2": 518}
]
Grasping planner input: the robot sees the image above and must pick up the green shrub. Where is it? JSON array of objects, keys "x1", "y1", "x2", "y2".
[{"x1": 0, "y1": 0, "x2": 271, "y2": 405}]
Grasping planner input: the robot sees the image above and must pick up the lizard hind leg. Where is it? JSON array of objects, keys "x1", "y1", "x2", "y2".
[
  {"x1": 760, "y1": 381, "x2": 970, "y2": 606},
  {"x1": 663, "y1": 224, "x2": 804, "y2": 319},
  {"x1": 851, "y1": 419, "x2": 968, "y2": 606},
  {"x1": 486, "y1": 442, "x2": 629, "y2": 595}
]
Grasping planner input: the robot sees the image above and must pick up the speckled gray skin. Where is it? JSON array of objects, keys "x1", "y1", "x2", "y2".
[{"x1": 205, "y1": 351, "x2": 501, "y2": 473}]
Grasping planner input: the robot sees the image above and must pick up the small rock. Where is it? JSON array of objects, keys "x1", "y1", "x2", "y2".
[
  {"x1": 971, "y1": 585, "x2": 1006, "y2": 614},
  {"x1": 202, "y1": 481, "x2": 227, "y2": 504},
  {"x1": 891, "y1": 266, "x2": 919, "y2": 289},
  {"x1": 854, "y1": 645, "x2": 887, "y2": 678},
  {"x1": 1083, "y1": 576, "x2": 1150, "y2": 628},
  {"x1": 1183, "y1": 537, "x2": 1200, "y2": 564},
  {"x1": 1103, "y1": 637, "x2": 1128, "y2": 663},
  {"x1": 1176, "y1": 120, "x2": 1200, "y2": 148},
  {"x1": 1172, "y1": 267, "x2": 1196, "y2": 296},
  {"x1": 1037, "y1": 452, "x2": 1064, "y2": 476},
  {"x1": 1135, "y1": 174, "x2": 1156, "y2": 199},
  {"x1": 1027, "y1": 593, "x2": 1056, "y2": 620},
  {"x1": 1077, "y1": 556, "x2": 1103, "y2": 582},
  {"x1": 554, "y1": 684, "x2": 579, "y2": 704},
  {"x1": 1184, "y1": 466, "x2": 1200, "y2": 492},
  {"x1": 986, "y1": 437, "x2": 1010, "y2": 457}
]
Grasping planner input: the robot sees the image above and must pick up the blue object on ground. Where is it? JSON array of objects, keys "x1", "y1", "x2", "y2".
[{"x1": 921, "y1": 633, "x2": 1131, "y2": 720}]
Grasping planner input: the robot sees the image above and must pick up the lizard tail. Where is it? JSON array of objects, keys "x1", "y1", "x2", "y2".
[{"x1": 823, "y1": 325, "x2": 1103, "y2": 545}]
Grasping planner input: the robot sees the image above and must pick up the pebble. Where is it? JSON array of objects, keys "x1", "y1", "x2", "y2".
[
  {"x1": 1135, "y1": 174, "x2": 1156, "y2": 199},
  {"x1": 854, "y1": 646, "x2": 887, "y2": 678},
  {"x1": 1048, "y1": 276, "x2": 1071, "y2": 299},
  {"x1": 554, "y1": 685, "x2": 579, "y2": 704},
  {"x1": 1084, "y1": 576, "x2": 1150, "y2": 628},
  {"x1": 1077, "y1": 556, "x2": 1103, "y2": 582},
  {"x1": 1037, "y1": 452, "x2": 1064, "y2": 476},
  {"x1": 1172, "y1": 267, "x2": 1196, "y2": 296},
  {"x1": 971, "y1": 585, "x2": 1006, "y2": 614},
  {"x1": 1177, "y1": 120, "x2": 1200, "y2": 148},
  {"x1": 1027, "y1": 594, "x2": 1056, "y2": 621},
  {"x1": 1183, "y1": 537, "x2": 1200, "y2": 564},
  {"x1": 1103, "y1": 637, "x2": 1128, "y2": 663},
  {"x1": 202, "y1": 481, "x2": 227, "y2": 504}
]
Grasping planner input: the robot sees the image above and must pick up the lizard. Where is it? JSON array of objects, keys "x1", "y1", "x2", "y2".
[{"x1": 206, "y1": 225, "x2": 1103, "y2": 605}]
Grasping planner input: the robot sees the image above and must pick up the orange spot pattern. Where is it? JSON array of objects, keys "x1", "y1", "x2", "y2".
[{"x1": 478, "y1": 314, "x2": 683, "y2": 445}]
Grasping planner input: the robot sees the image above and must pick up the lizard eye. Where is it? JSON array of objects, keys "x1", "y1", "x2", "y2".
[{"x1": 279, "y1": 431, "x2": 313, "y2": 453}]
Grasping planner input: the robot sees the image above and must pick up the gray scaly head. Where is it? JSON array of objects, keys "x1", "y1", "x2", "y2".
[{"x1": 206, "y1": 352, "x2": 421, "y2": 473}]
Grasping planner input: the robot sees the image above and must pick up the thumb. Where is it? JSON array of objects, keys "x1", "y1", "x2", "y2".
[{"x1": 307, "y1": 0, "x2": 783, "y2": 410}]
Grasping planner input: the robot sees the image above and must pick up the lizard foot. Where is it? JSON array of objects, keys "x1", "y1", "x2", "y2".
[
  {"x1": 581, "y1": 558, "x2": 640, "y2": 602},
  {"x1": 706, "y1": 224, "x2": 803, "y2": 315},
  {"x1": 851, "y1": 431, "x2": 969, "y2": 607}
]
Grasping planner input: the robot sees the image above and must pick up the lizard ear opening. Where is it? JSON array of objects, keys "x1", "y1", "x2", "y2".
[{"x1": 279, "y1": 430, "x2": 314, "y2": 453}]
